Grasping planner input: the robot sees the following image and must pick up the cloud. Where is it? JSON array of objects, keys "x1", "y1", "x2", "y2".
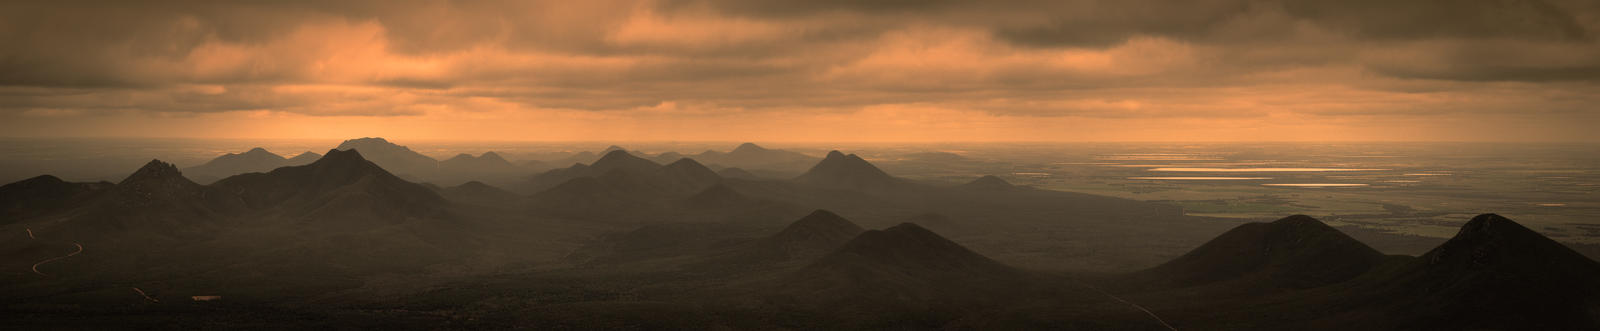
[{"x1": 0, "y1": 0, "x2": 1597, "y2": 141}]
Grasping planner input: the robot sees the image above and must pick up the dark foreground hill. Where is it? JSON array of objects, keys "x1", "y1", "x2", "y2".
[
  {"x1": 1137, "y1": 215, "x2": 1386, "y2": 291},
  {"x1": 776, "y1": 222, "x2": 1027, "y2": 308},
  {"x1": 1316, "y1": 214, "x2": 1600, "y2": 330}
]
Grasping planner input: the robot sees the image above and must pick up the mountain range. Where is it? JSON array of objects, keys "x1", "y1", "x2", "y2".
[{"x1": 2, "y1": 140, "x2": 1596, "y2": 330}]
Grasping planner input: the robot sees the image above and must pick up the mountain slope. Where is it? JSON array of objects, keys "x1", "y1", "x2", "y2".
[
  {"x1": 778, "y1": 222, "x2": 1025, "y2": 307},
  {"x1": 184, "y1": 147, "x2": 290, "y2": 182},
  {"x1": 793, "y1": 151, "x2": 903, "y2": 190},
  {"x1": 0, "y1": 175, "x2": 111, "y2": 223},
  {"x1": 213, "y1": 149, "x2": 447, "y2": 224},
  {"x1": 1334, "y1": 214, "x2": 1600, "y2": 329},
  {"x1": 1141, "y1": 215, "x2": 1386, "y2": 290},
  {"x1": 55, "y1": 160, "x2": 246, "y2": 238},
  {"x1": 334, "y1": 137, "x2": 439, "y2": 178}
]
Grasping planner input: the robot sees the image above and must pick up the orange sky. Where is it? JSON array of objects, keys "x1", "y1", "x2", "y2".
[{"x1": 2, "y1": 0, "x2": 1598, "y2": 142}]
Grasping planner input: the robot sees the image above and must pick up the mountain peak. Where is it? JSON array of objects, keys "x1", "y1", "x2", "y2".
[
  {"x1": 794, "y1": 150, "x2": 899, "y2": 189},
  {"x1": 1146, "y1": 214, "x2": 1384, "y2": 289},
  {"x1": 338, "y1": 137, "x2": 391, "y2": 145},
  {"x1": 244, "y1": 147, "x2": 271, "y2": 154},
  {"x1": 1421, "y1": 214, "x2": 1597, "y2": 270},
  {"x1": 590, "y1": 149, "x2": 660, "y2": 174},
  {"x1": 479, "y1": 151, "x2": 507, "y2": 161},
  {"x1": 962, "y1": 175, "x2": 1016, "y2": 190},
  {"x1": 121, "y1": 159, "x2": 185, "y2": 184},
  {"x1": 1454, "y1": 213, "x2": 1534, "y2": 239},
  {"x1": 318, "y1": 148, "x2": 368, "y2": 163},
  {"x1": 812, "y1": 220, "x2": 1012, "y2": 277},
  {"x1": 732, "y1": 142, "x2": 767, "y2": 153},
  {"x1": 776, "y1": 210, "x2": 866, "y2": 240}
]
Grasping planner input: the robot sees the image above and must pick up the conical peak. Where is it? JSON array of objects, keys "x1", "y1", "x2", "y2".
[
  {"x1": 1270, "y1": 214, "x2": 1330, "y2": 229},
  {"x1": 479, "y1": 151, "x2": 506, "y2": 161},
  {"x1": 664, "y1": 157, "x2": 710, "y2": 170},
  {"x1": 340, "y1": 137, "x2": 390, "y2": 145},
  {"x1": 599, "y1": 149, "x2": 633, "y2": 159},
  {"x1": 825, "y1": 150, "x2": 846, "y2": 159},
  {"x1": 319, "y1": 148, "x2": 368, "y2": 163},
  {"x1": 789, "y1": 209, "x2": 863, "y2": 231},
  {"x1": 18, "y1": 174, "x2": 66, "y2": 185},
  {"x1": 772, "y1": 210, "x2": 866, "y2": 248},
  {"x1": 244, "y1": 147, "x2": 271, "y2": 154},
  {"x1": 964, "y1": 175, "x2": 1015, "y2": 189},
  {"x1": 733, "y1": 142, "x2": 766, "y2": 153},
  {"x1": 1456, "y1": 213, "x2": 1531, "y2": 238},
  {"x1": 123, "y1": 159, "x2": 183, "y2": 182},
  {"x1": 883, "y1": 222, "x2": 935, "y2": 236}
]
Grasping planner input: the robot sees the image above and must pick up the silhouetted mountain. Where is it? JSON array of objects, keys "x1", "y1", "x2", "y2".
[
  {"x1": 184, "y1": 147, "x2": 291, "y2": 183},
  {"x1": 763, "y1": 210, "x2": 867, "y2": 259},
  {"x1": 1142, "y1": 215, "x2": 1385, "y2": 290},
  {"x1": 438, "y1": 152, "x2": 525, "y2": 184},
  {"x1": 439, "y1": 181, "x2": 521, "y2": 206},
  {"x1": 58, "y1": 160, "x2": 245, "y2": 238},
  {"x1": 590, "y1": 149, "x2": 662, "y2": 175},
  {"x1": 1341, "y1": 214, "x2": 1600, "y2": 329},
  {"x1": 335, "y1": 137, "x2": 439, "y2": 178},
  {"x1": 213, "y1": 149, "x2": 446, "y2": 224},
  {"x1": 286, "y1": 151, "x2": 322, "y2": 165},
  {"x1": 961, "y1": 175, "x2": 1020, "y2": 191},
  {"x1": 654, "y1": 158, "x2": 721, "y2": 193},
  {"x1": 0, "y1": 175, "x2": 111, "y2": 223},
  {"x1": 516, "y1": 150, "x2": 666, "y2": 195},
  {"x1": 692, "y1": 143, "x2": 818, "y2": 173},
  {"x1": 650, "y1": 151, "x2": 686, "y2": 164},
  {"x1": 716, "y1": 167, "x2": 760, "y2": 180},
  {"x1": 683, "y1": 183, "x2": 757, "y2": 209},
  {"x1": 526, "y1": 170, "x2": 664, "y2": 219},
  {"x1": 780, "y1": 222, "x2": 1023, "y2": 306},
  {"x1": 793, "y1": 151, "x2": 904, "y2": 190}
]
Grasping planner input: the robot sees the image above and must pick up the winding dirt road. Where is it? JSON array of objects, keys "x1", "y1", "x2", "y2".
[
  {"x1": 30, "y1": 242, "x2": 83, "y2": 276},
  {"x1": 132, "y1": 287, "x2": 160, "y2": 303},
  {"x1": 1073, "y1": 280, "x2": 1178, "y2": 331}
]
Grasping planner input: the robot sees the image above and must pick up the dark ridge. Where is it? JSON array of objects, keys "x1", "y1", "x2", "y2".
[{"x1": 1143, "y1": 214, "x2": 1385, "y2": 289}]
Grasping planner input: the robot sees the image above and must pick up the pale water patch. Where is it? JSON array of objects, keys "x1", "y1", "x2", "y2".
[
  {"x1": 1151, "y1": 168, "x2": 1389, "y2": 172},
  {"x1": 1536, "y1": 203, "x2": 1567, "y2": 207},
  {"x1": 1128, "y1": 177, "x2": 1272, "y2": 180},
  {"x1": 1262, "y1": 183, "x2": 1370, "y2": 187}
]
